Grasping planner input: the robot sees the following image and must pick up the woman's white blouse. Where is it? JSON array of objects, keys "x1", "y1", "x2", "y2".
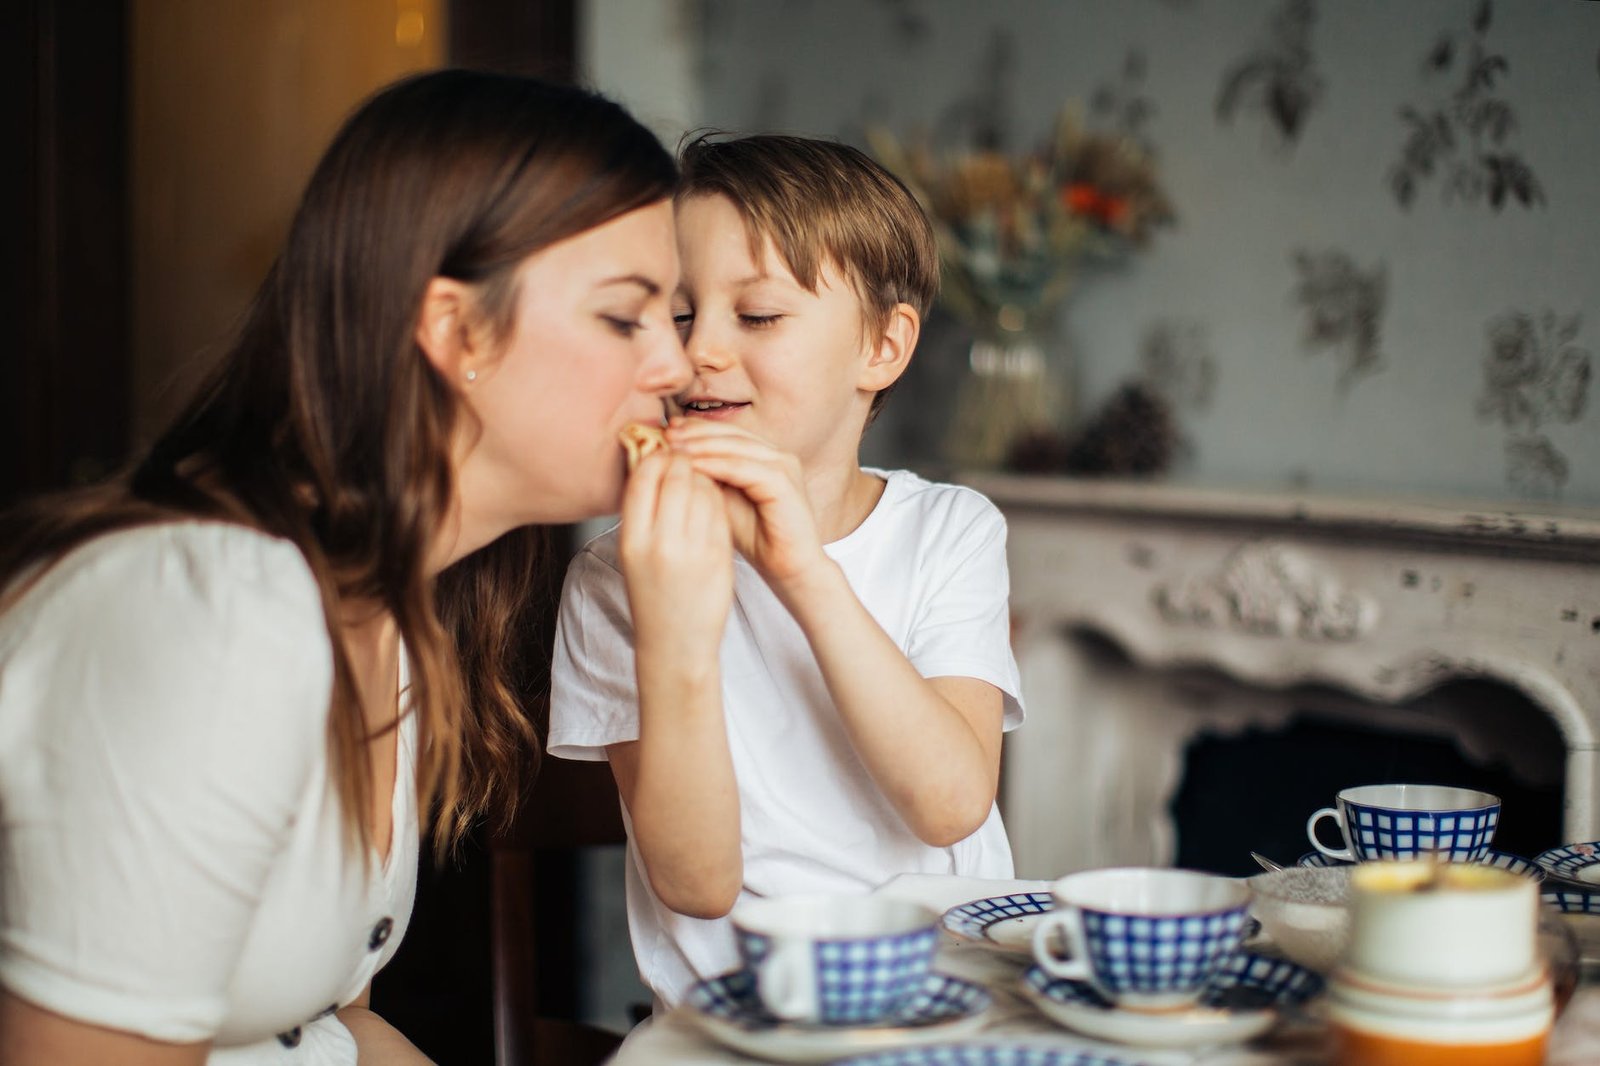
[{"x1": 0, "y1": 523, "x2": 418, "y2": 1063}]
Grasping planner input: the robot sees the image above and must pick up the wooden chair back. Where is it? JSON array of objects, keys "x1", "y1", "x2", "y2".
[{"x1": 490, "y1": 755, "x2": 629, "y2": 1066}]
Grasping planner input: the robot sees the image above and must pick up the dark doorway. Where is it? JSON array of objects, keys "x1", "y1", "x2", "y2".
[{"x1": 2, "y1": 0, "x2": 131, "y2": 507}]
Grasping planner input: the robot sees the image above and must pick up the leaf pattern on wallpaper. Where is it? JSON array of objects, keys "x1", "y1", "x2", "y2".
[
  {"x1": 1476, "y1": 310, "x2": 1591, "y2": 429},
  {"x1": 1140, "y1": 318, "x2": 1217, "y2": 412},
  {"x1": 1092, "y1": 51, "x2": 1158, "y2": 152},
  {"x1": 1505, "y1": 436, "x2": 1569, "y2": 499},
  {"x1": 1475, "y1": 309, "x2": 1591, "y2": 497},
  {"x1": 1290, "y1": 250, "x2": 1387, "y2": 390},
  {"x1": 1216, "y1": 0, "x2": 1324, "y2": 149},
  {"x1": 1389, "y1": 0, "x2": 1543, "y2": 211}
]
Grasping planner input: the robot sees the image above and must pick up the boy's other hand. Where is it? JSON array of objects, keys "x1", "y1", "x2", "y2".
[
  {"x1": 664, "y1": 419, "x2": 828, "y2": 591},
  {"x1": 618, "y1": 449, "x2": 734, "y2": 666}
]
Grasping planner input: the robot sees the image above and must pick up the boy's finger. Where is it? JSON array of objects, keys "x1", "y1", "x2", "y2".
[
  {"x1": 682, "y1": 453, "x2": 795, "y2": 505},
  {"x1": 618, "y1": 449, "x2": 669, "y2": 552},
  {"x1": 686, "y1": 471, "x2": 730, "y2": 543},
  {"x1": 651, "y1": 452, "x2": 698, "y2": 537}
]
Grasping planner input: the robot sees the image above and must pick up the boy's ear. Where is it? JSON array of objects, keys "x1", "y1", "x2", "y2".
[
  {"x1": 415, "y1": 277, "x2": 487, "y2": 384},
  {"x1": 858, "y1": 303, "x2": 920, "y2": 394}
]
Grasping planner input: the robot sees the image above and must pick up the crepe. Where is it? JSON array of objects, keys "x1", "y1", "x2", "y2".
[{"x1": 619, "y1": 422, "x2": 668, "y2": 471}]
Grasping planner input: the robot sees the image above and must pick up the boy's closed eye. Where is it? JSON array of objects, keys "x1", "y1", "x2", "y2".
[{"x1": 668, "y1": 307, "x2": 786, "y2": 334}]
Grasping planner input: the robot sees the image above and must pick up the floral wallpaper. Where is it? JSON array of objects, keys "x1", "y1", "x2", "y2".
[{"x1": 694, "y1": 0, "x2": 1600, "y2": 504}]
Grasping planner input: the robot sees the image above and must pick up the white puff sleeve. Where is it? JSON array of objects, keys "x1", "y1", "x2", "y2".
[{"x1": 0, "y1": 523, "x2": 334, "y2": 1043}]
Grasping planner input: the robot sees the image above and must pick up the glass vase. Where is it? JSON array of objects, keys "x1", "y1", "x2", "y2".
[{"x1": 944, "y1": 329, "x2": 1073, "y2": 470}]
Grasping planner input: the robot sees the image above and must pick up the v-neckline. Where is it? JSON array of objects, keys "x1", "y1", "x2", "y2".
[{"x1": 371, "y1": 651, "x2": 409, "y2": 876}]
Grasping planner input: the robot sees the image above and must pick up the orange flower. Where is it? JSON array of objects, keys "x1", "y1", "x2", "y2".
[{"x1": 1062, "y1": 183, "x2": 1101, "y2": 215}]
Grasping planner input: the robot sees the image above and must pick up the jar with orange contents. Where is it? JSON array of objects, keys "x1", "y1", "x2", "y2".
[{"x1": 1326, "y1": 860, "x2": 1552, "y2": 1066}]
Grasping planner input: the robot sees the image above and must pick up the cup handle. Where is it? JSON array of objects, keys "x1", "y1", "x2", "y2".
[
  {"x1": 1030, "y1": 909, "x2": 1092, "y2": 983},
  {"x1": 1307, "y1": 806, "x2": 1356, "y2": 862},
  {"x1": 753, "y1": 938, "x2": 816, "y2": 1022}
]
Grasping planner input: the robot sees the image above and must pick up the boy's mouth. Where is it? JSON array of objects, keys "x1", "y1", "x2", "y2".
[{"x1": 679, "y1": 398, "x2": 749, "y2": 419}]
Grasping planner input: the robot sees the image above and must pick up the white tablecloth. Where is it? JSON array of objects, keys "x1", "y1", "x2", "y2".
[{"x1": 608, "y1": 875, "x2": 1600, "y2": 1065}]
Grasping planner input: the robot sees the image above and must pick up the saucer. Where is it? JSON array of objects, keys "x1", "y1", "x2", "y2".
[
  {"x1": 1543, "y1": 885, "x2": 1600, "y2": 914},
  {"x1": 1020, "y1": 951, "x2": 1322, "y2": 1048},
  {"x1": 1533, "y1": 841, "x2": 1600, "y2": 885},
  {"x1": 683, "y1": 968, "x2": 990, "y2": 1064},
  {"x1": 829, "y1": 1046, "x2": 1151, "y2": 1066},
  {"x1": 940, "y1": 892, "x2": 1055, "y2": 954},
  {"x1": 1298, "y1": 848, "x2": 1545, "y2": 881}
]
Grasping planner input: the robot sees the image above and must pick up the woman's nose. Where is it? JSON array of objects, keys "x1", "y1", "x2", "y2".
[{"x1": 639, "y1": 324, "x2": 694, "y2": 397}]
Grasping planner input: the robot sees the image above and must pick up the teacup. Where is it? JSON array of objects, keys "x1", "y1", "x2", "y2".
[
  {"x1": 1029, "y1": 867, "x2": 1251, "y2": 1012},
  {"x1": 730, "y1": 894, "x2": 940, "y2": 1025},
  {"x1": 1307, "y1": 784, "x2": 1500, "y2": 864}
]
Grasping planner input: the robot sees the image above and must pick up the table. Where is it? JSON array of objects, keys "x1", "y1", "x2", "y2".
[{"x1": 608, "y1": 875, "x2": 1600, "y2": 1065}]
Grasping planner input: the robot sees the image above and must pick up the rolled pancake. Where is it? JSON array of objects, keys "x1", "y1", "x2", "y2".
[{"x1": 619, "y1": 422, "x2": 668, "y2": 471}]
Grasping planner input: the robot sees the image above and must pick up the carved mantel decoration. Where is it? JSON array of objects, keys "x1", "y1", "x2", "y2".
[
  {"x1": 1153, "y1": 541, "x2": 1377, "y2": 641},
  {"x1": 962, "y1": 473, "x2": 1600, "y2": 878}
]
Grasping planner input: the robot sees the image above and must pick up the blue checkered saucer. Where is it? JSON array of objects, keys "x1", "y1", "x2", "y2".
[
  {"x1": 940, "y1": 892, "x2": 1056, "y2": 955},
  {"x1": 827, "y1": 1045, "x2": 1153, "y2": 1066},
  {"x1": 1020, "y1": 951, "x2": 1323, "y2": 1049},
  {"x1": 1297, "y1": 848, "x2": 1545, "y2": 881},
  {"x1": 684, "y1": 969, "x2": 991, "y2": 1064},
  {"x1": 1533, "y1": 841, "x2": 1600, "y2": 888},
  {"x1": 1543, "y1": 884, "x2": 1600, "y2": 914}
]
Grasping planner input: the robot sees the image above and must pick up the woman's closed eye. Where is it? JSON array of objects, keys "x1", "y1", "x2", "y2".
[{"x1": 602, "y1": 314, "x2": 645, "y2": 338}]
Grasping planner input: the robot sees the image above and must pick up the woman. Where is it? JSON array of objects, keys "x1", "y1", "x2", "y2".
[{"x1": 0, "y1": 70, "x2": 729, "y2": 1064}]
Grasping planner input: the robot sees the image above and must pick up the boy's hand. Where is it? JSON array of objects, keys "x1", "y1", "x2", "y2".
[
  {"x1": 664, "y1": 420, "x2": 828, "y2": 591},
  {"x1": 617, "y1": 449, "x2": 734, "y2": 665}
]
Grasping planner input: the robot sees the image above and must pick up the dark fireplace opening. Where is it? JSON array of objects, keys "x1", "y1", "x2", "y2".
[{"x1": 1170, "y1": 679, "x2": 1566, "y2": 878}]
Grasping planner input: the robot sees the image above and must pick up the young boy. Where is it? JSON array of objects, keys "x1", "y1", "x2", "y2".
[{"x1": 548, "y1": 134, "x2": 1025, "y2": 1009}]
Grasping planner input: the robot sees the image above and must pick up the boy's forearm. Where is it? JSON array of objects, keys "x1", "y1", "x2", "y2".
[
  {"x1": 625, "y1": 650, "x2": 744, "y2": 917},
  {"x1": 778, "y1": 562, "x2": 1002, "y2": 847}
]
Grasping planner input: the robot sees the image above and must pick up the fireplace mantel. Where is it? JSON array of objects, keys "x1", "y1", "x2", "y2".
[{"x1": 962, "y1": 473, "x2": 1600, "y2": 878}]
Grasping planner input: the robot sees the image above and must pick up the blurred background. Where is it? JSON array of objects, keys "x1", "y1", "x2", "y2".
[
  {"x1": 9, "y1": 0, "x2": 1598, "y2": 514},
  {"x1": 6, "y1": 1, "x2": 1597, "y2": 1061}
]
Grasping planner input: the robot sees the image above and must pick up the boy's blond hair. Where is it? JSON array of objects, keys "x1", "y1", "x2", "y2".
[{"x1": 677, "y1": 133, "x2": 939, "y2": 417}]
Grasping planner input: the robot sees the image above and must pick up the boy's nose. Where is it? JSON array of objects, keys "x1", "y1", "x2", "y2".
[{"x1": 685, "y1": 325, "x2": 736, "y2": 375}]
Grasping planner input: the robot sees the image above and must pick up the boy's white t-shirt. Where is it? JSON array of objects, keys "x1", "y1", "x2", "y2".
[{"x1": 548, "y1": 468, "x2": 1025, "y2": 1007}]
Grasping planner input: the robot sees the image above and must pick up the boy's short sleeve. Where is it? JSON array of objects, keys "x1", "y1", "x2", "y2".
[
  {"x1": 903, "y1": 497, "x2": 1025, "y2": 731},
  {"x1": 549, "y1": 541, "x2": 642, "y2": 761}
]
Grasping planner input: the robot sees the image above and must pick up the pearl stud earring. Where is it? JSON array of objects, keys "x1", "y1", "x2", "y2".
[{"x1": 465, "y1": 369, "x2": 477, "y2": 382}]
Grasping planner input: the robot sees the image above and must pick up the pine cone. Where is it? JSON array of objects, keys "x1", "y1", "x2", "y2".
[
  {"x1": 1062, "y1": 382, "x2": 1177, "y2": 476},
  {"x1": 1005, "y1": 429, "x2": 1075, "y2": 474}
]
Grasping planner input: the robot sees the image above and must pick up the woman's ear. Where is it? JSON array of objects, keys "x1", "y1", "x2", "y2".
[
  {"x1": 858, "y1": 303, "x2": 921, "y2": 394},
  {"x1": 415, "y1": 277, "x2": 483, "y2": 384}
]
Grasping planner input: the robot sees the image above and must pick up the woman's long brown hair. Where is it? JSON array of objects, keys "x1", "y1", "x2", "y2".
[{"x1": 0, "y1": 70, "x2": 677, "y2": 857}]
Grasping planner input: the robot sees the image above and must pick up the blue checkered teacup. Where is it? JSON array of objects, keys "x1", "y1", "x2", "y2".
[
  {"x1": 1307, "y1": 784, "x2": 1500, "y2": 863},
  {"x1": 1029, "y1": 868, "x2": 1251, "y2": 1011},
  {"x1": 730, "y1": 894, "x2": 940, "y2": 1025}
]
